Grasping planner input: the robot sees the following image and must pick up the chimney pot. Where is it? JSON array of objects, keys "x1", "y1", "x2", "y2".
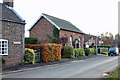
[{"x1": 3, "y1": 0, "x2": 13, "y2": 7}]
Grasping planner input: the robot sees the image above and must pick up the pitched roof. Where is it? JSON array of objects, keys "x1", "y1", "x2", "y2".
[
  {"x1": 84, "y1": 34, "x2": 100, "y2": 43},
  {"x1": 29, "y1": 13, "x2": 84, "y2": 34},
  {"x1": 0, "y1": 3, "x2": 25, "y2": 24}
]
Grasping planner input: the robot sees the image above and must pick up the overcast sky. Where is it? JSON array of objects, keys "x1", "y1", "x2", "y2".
[{"x1": 1, "y1": 0, "x2": 119, "y2": 37}]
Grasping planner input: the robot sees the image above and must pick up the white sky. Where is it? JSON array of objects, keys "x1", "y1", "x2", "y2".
[{"x1": 1, "y1": 0, "x2": 120, "y2": 37}]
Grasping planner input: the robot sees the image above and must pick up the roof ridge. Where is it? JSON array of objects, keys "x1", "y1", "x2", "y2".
[
  {"x1": 29, "y1": 13, "x2": 84, "y2": 34},
  {"x1": 42, "y1": 13, "x2": 71, "y2": 23}
]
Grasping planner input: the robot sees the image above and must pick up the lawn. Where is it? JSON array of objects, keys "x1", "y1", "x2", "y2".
[
  {"x1": 102, "y1": 52, "x2": 108, "y2": 55},
  {"x1": 106, "y1": 68, "x2": 120, "y2": 80}
]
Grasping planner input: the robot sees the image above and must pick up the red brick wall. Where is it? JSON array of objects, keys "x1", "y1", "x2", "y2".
[
  {"x1": 60, "y1": 29, "x2": 84, "y2": 48},
  {"x1": 30, "y1": 17, "x2": 84, "y2": 48},
  {"x1": 30, "y1": 17, "x2": 54, "y2": 43}
]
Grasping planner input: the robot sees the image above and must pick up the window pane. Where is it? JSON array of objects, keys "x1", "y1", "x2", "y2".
[
  {"x1": 5, "y1": 48, "x2": 7, "y2": 50},
  {"x1": 2, "y1": 48, "x2": 4, "y2": 51},
  {"x1": 2, "y1": 41, "x2": 4, "y2": 44},
  {"x1": 4, "y1": 51, "x2": 7, "y2": 54},
  {"x1": 4, "y1": 41, "x2": 7, "y2": 43},
  {"x1": 0, "y1": 40, "x2": 8, "y2": 55},
  {"x1": 4, "y1": 45, "x2": 7, "y2": 47},
  {"x1": 2, "y1": 45, "x2": 4, "y2": 47},
  {"x1": 2, "y1": 51, "x2": 4, "y2": 54},
  {"x1": 4, "y1": 41, "x2": 7, "y2": 45}
]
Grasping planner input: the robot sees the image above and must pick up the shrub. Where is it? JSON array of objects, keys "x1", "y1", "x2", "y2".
[
  {"x1": 25, "y1": 37, "x2": 37, "y2": 44},
  {"x1": 40, "y1": 43, "x2": 62, "y2": 62},
  {"x1": 25, "y1": 44, "x2": 40, "y2": 50},
  {"x1": 85, "y1": 48, "x2": 91, "y2": 56},
  {"x1": 73, "y1": 48, "x2": 85, "y2": 57},
  {"x1": 100, "y1": 48, "x2": 108, "y2": 53},
  {"x1": 58, "y1": 37, "x2": 68, "y2": 45},
  {"x1": 62, "y1": 45, "x2": 74, "y2": 58},
  {"x1": 94, "y1": 45, "x2": 111, "y2": 48},
  {"x1": 78, "y1": 48, "x2": 85, "y2": 56},
  {"x1": 1, "y1": 57, "x2": 6, "y2": 66},
  {"x1": 85, "y1": 48, "x2": 96, "y2": 56},
  {"x1": 74, "y1": 49, "x2": 79, "y2": 57},
  {"x1": 46, "y1": 28, "x2": 60, "y2": 43},
  {"x1": 24, "y1": 48, "x2": 35, "y2": 64}
]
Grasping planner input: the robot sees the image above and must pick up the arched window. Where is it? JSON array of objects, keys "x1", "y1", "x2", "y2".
[
  {"x1": 79, "y1": 37, "x2": 81, "y2": 48},
  {"x1": 0, "y1": 39, "x2": 8, "y2": 55},
  {"x1": 70, "y1": 35, "x2": 73, "y2": 46}
]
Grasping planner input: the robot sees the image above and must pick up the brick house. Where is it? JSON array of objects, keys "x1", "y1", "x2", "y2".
[
  {"x1": 84, "y1": 34, "x2": 102, "y2": 48},
  {"x1": 0, "y1": 1, "x2": 25, "y2": 67},
  {"x1": 29, "y1": 13, "x2": 84, "y2": 48}
]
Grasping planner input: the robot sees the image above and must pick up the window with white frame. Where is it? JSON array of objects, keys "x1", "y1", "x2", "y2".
[
  {"x1": 70, "y1": 36, "x2": 72, "y2": 46},
  {"x1": 0, "y1": 39, "x2": 8, "y2": 55},
  {"x1": 79, "y1": 37, "x2": 81, "y2": 48}
]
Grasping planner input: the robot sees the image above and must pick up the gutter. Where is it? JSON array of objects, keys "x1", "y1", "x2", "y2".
[{"x1": 0, "y1": 18, "x2": 26, "y2": 25}]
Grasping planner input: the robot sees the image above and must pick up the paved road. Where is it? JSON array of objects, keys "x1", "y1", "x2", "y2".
[{"x1": 2, "y1": 54, "x2": 119, "y2": 78}]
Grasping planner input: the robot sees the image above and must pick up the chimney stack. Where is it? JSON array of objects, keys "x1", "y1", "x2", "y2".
[{"x1": 3, "y1": 0, "x2": 14, "y2": 7}]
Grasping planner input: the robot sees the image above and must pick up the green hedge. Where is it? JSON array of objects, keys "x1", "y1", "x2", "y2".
[
  {"x1": 62, "y1": 45, "x2": 74, "y2": 58},
  {"x1": 94, "y1": 45, "x2": 111, "y2": 48},
  {"x1": 2, "y1": 57, "x2": 6, "y2": 66},
  {"x1": 74, "y1": 48, "x2": 85, "y2": 57},
  {"x1": 25, "y1": 37, "x2": 37, "y2": 44},
  {"x1": 24, "y1": 48, "x2": 35, "y2": 64},
  {"x1": 85, "y1": 48, "x2": 96, "y2": 56},
  {"x1": 99, "y1": 48, "x2": 108, "y2": 53}
]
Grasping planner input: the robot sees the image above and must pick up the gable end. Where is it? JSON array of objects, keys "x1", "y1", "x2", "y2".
[{"x1": 28, "y1": 14, "x2": 60, "y2": 31}]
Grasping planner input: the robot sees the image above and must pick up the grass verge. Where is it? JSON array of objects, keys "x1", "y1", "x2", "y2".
[
  {"x1": 101, "y1": 52, "x2": 108, "y2": 55},
  {"x1": 105, "y1": 68, "x2": 120, "y2": 80}
]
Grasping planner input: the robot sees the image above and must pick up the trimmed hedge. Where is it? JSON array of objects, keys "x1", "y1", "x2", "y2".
[
  {"x1": 100, "y1": 48, "x2": 108, "y2": 53},
  {"x1": 40, "y1": 43, "x2": 62, "y2": 62},
  {"x1": 94, "y1": 45, "x2": 111, "y2": 48},
  {"x1": 74, "y1": 48, "x2": 85, "y2": 57},
  {"x1": 85, "y1": 48, "x2": 96, "y2": 56},
  {"x1": 62, "y1": 45, "x2": 75, "y2": 58},
  {"x1": 78, "y1": 48, "x2": 85, "y2": 56},
  {"x1": 25, "y1": 48, "x2": 35, "y2": 64},
  {"x1": 25, "y1": 44, "x2": 40, "y2": 50},
  {"x1": 25, "y1": 37, "x2": 37, "y2": 44}
]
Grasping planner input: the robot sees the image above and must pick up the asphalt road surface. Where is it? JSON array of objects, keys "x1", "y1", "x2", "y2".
[{"x1": 2, "y1": 54, "x2": 119, "y2": 78}]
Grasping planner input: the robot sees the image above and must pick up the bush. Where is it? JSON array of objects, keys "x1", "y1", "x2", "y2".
[
  {"x1": 25, "y1": 37, "x2": 37, "y2": 44},
  {"x1": 24, "y1": 48, "x2": 35, "y2": 64},
  {"x1": 74, "y1": 48, "x2": 85, "y2": 57},
  {"x1": 25, "y1": 44, "x2": 40, "y2": 50},
  {"x1": 94, "y1": 45, "x2": 111, "y2": 48},
  {"x1": 40, "y1": 43, "x2": 62, "y2": 62},
  {"x1": 100, "y1": 48, "x2": 108, "y2": 53},
  {"x1": 85, "y1": 48, "x2": 96, "y2": 56},
  {"x1": 74, "y1": 49, "x2": 79, "y2": 57},
  {"x1": 1, "y1": 57, "x2": 6, "y2": 66},
  {"x1": 62, "y1": 45, "x2": 74, "y2": 58},
  {"x1": 78, "y1": 48, "x2": 85, "y2": 56}
]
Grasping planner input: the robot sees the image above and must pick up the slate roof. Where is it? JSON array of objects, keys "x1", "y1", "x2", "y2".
[
  {"x1": 0, "y1": 3, "x2": 25, "y2": 24},
  {"x1": 29, "y1": 13, "x2": 84, "y2": 34}
]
